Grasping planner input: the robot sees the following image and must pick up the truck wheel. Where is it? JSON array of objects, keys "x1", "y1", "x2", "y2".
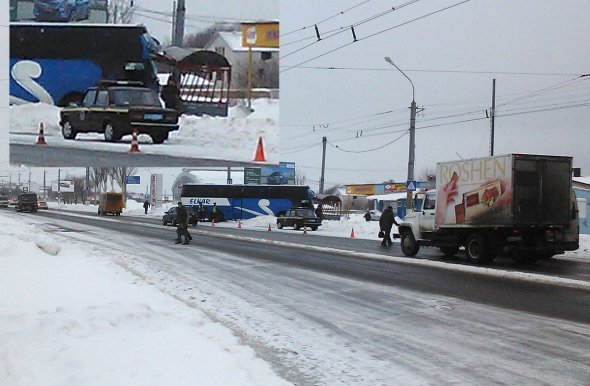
[
  {"x1": 400, "y1": 231, "x2": 419, "y2": 256},
  {"x1": 440, "y1": 245, "x2": 459, "y2": 258},
  {"x1": 277, "y1": 221, "x2": 283, "y2": 229},
  {"x1": 465, "y1": 233, "x2": 492, "y2": 264}
]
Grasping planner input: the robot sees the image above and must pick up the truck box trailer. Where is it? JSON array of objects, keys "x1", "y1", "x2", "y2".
[{"x1": 398, "y1": 154, "x2": 579, "y2": 263}]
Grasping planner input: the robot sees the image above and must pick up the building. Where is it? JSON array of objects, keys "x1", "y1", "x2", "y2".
[
  {"x1": 204, "y1": 29, "x2": 279, "y2": 91},
  {"x1": 573, "y1": 176, "x2": 590, "y2": 234}
]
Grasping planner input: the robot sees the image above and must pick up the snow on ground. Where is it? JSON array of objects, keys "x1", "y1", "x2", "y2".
[
  {"x1": 0, "y1": 213, "x2": 290, "y2": 386},
  {"x1": 9, "y1": 98, "x2": 279, "y2": 163}
]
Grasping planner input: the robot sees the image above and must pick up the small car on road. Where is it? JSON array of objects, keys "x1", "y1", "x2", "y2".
[
  {"x1": 37, "y1": 199, "x2": 49, "y2": 210},
  {"x1": 60, "y1": 80, "x2": 179, "y2": 144},
  {"x1": 277, "y1": 207, "x2": 322, "y2": 231},
  {"x1": 162, "y1": 206, "x2": 198, "y2": 226}
]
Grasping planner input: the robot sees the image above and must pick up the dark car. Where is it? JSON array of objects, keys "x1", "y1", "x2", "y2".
[
  {"x1": 60, "y1": 81, "x2": 179, "y2": 144},
  {"x1": 34, "y1": 0, "x2": 90, "y2": 22},
  {"x1": 162, "y1": 206, "x2": 198, "y2": 226},
  {"x1": 16, "y1": 192, "x2": 39, "y2": 213},
  {"x1": 277, "y1": 207, "x2": 322, "y2": 231},
  {"x1": 266, "y1": 171, "x2": 289, "y2": 185}
]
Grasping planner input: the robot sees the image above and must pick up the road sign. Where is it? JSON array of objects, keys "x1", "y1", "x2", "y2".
[
  {"x1": 406, "y1": 180, "x2": 417, "y2": 191},
  {"x1": 125, "y1": 176, "x2": 140, "y2": 184}
]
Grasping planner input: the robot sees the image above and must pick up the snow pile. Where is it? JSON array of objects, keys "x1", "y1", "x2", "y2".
[
  {"x1": 0, "y1": 214, "x2": 290, "y2": 386},
  {"x1": 9, "y1": 98, "x2": 279, "y2": 163}
]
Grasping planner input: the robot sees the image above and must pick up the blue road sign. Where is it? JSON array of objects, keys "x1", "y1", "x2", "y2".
[
  {"x1": 406, "y1": 180, "x2": 417, "y2": 191},
  {"x1": 125, "y1": 175, "x2": 140, "y2": 184}
]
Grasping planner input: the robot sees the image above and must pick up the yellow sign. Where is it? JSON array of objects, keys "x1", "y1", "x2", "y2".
[
  {"x1": 241, "y1": 22, "x2": 279, "y2": 48},
  {"x1": 384, "y1": 183, "x2": 406, "y2": 193},
  {"x1": 345, "y1": 184, "x2": 376, "y2": 195}
]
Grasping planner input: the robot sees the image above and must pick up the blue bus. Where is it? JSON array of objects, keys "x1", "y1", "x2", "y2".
[
  {"x1": 180, "y1": 184, "x2": 316, "y2": 222},
  {"x1": 10, "y1": 22, "x2": 159, "y2": 107}
]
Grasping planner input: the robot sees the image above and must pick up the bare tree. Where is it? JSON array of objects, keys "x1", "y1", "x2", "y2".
[
  {"x1": 90, "y1": 168, "x2": 109, "y2": 201},
  {"x1": 184, "y1": 23, "x2": 239, "y2": 48},
  {"x1": 108, "y1": 0, "x2": 134, "y2": 24},
  {"x1": 110, "y1": 167, "x2": 137, "y2": 202}
]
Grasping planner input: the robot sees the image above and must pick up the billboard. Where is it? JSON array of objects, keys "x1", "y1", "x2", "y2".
[
  {"x1": 241, "y1": 22, "x2": 279, "y2": 48},
  {"x1": 52, "y1": 180, "x2": 75, "y2": 192},
  {"x1": 244, "y1": 162, "x2": 295, "y2": 185}
]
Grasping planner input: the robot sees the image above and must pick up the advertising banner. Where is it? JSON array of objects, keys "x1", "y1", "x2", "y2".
[
  {"x1": 241, "y1": 22, "x2": 279, "y2": 48},
  {"x1": 150, "y1": 174, "x2": 163, "y2": 208},
  {"x1": 52, "y1": 180, "x2": 75, "y2": 193}
]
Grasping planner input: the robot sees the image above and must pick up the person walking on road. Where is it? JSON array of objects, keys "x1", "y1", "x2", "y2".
[
  {"x1": 379, "y1": 205, "x2": 399, "y2": 247},
  {"x1": 197, "y1": 202, "x2": 205, "y2": 223},
  {"x1": 211, "y1": 202, "x2": 218, "y2": 222},
  {"x1": 175, "y1": 202, "x2": 192, "y2": 245},
  {"x1": 143, "y1": 200, "x2": 150, "y2": 214}
]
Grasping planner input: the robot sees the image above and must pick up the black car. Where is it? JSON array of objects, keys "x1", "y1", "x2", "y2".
[
  {"x1": 162, "y1": 206, "x2": 198, "y2": 226},
  {"x1": 59, "y1": 81, "x2": 179, "y2": 143},
  {"x1": 16, "y1": 192, "x2": 38, "y2": 213},
  {"x1": 277, "y1": 207, "x2": 322, "y2": 231}
]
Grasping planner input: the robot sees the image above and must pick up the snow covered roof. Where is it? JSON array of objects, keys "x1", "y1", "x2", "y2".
[{"x1": 215, "y1": 31, "x2": 279, "y2": 53}]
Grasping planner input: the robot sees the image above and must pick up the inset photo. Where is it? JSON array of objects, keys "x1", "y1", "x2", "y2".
[{"x1": 9, "y1": 0, "x2": 279, "y2": 167}]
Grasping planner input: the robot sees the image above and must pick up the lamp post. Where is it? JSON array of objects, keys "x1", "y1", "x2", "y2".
[{"x1": 384, "y1": 56, "x2": 417, "y2": 210}]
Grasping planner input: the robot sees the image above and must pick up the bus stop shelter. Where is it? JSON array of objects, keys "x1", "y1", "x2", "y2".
[{"x1": 158, "y1": 46, "x2": 231, "y2": 117}]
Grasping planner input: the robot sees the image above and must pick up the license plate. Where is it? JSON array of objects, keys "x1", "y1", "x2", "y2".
[{"x1": 144, "y1": 113, "x2": 163, "y2": 121}]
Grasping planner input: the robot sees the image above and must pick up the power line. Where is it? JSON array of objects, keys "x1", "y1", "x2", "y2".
[
  {"x1": 327, "y1": 131, "x2": 408, "y2": 153},
  {"x1": 281, "y1": 0, "x2": 472, "y2": 74}
]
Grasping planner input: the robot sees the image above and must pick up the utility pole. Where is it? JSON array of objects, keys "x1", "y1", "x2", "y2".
[
  {"x1": 385, "y1": 57, "x2": 416, "y2": 210},
  {"x1": 172, "y1": 0, "x2": 185, "y2": 46},
  {"x1": 43, "y1": 170, "x2": 46, "y2": 199},
  {"x1": 85, "y1": 167, "x2": 90, "y2": 203},
  {"x1": 319, "y1": 136, "x2": 327, "y2": 194},
  {"x1": 489, "y1": 78, "x2": 496, "y2": 156}
]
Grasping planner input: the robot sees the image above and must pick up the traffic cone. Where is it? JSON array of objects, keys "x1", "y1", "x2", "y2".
[
  {"x1": 36, "y1": 122, "x2": 47, "y2": 145},
  {"x1": 267, "y1": 222, "x2": 272, "y2": 231},
  {"x1": 129, "y1": 130, "x2": 140, "y2": 152},
  {"x1": 211, "y1": 219, "x2": 216, "y2": 227},
  {"x1": 252, "y1": 136, "x2": 266, "y2": 162},
  {"x1": 350, "y1": 228, "x2": 355, "y2": 239},
  {"x1": 303, "y1": 226, "x2": 307, "y2": 234},
  {"x1": 237, "y1": 220, "x2": 242, "y2": 229}
]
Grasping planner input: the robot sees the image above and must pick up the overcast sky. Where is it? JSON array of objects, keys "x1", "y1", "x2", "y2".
[{"x1": 280, "y1": 0, "x2": 590, "y2": 190}]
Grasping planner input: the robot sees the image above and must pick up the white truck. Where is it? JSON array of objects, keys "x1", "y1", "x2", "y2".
[{"x1": 398, "y1": 154, "x2": 579, "y2": 263}]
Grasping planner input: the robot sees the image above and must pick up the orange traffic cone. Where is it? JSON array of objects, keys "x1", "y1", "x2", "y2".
[
  {"x1": 267, "y1": 222, "x2": 272, "y2": 231},
  {"x1": 211, "y1": 219, "x2": 216, "y2": 227},
  {"x1": 350, "y1": 228, "x2": 355, "y2": 239},
  {"x1": 252, "y1": 136, "x2": 266, "y2": 162},
  {"x1": 237, "y1": 220, "x2": 242, "y2": 229},
  {"x1": 36, "y1": 122, "x2": 47, "y2": 145},
  {"x1": 303, "y1": 226, "x2": 307, "y2": 235},
  {"x1": 129, "y1": 130, "x2": 140, "y2": 152}
]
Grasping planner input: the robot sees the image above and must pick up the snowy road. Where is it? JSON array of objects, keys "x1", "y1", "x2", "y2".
[{"x1": 7, "y1": 209, "x2": 590, "y2": 385}]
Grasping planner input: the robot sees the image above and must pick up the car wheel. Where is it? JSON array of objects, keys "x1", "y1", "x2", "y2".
[
  {"x1": 104, "y1": 122, "x2": 121, "y2": 142},
  {"x1": 163, "y1": 219, "x2": 168, "y2": 226},
  {"x1": 61, "y1": 120, "x2": 77, "y2": 140},
  {"x1": 294, "y1": 222, "x2": 301, "y2": 230},
  {"x1": 277, "y1": 221, "x2": 283, "y2": 229},
  {"x1": 311, "y1": 226, "x2": 318, "y2": 231},
  {"x1": 151, "y1": 132, "x2": 169, "y2": 144}
]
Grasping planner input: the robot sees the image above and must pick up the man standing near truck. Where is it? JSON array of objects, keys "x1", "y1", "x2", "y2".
[
  {"x1": 175, "y1": 202, "x2": 192, "y2": 245},
  {"x1": 379, "y1": 205, "x2": 399, "y2": 247}
]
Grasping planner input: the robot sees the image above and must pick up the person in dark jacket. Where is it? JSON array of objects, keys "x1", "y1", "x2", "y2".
[
  {"x1": 364, "y1": 210, "x2": 371, "y2": 222},
  {"x1": 161, "y1": 77, "x2": 181, "y2": 110},
  {"x1": 197, "y1": 202, "x2": 205, "y2": 223},
  {"x1": 175, "y1": 202, "x2": 192, "y2": 244},
  {"x1": 315, "y1": 203, "x2": 323, "y2": 220},
  {"x1": 143, "y1": 200, "x2": 150, "y2": 214},
  {"x1": 379, "y1": 205, "x2": 399, "y2": 247}
]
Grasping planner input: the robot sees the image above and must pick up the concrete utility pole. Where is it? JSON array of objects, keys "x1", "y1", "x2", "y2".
[
  {"x1": 489, "y1": 78, "x2": 496, "y2": 156},
  {"x1": 172, "y1": 0, "x2": 185, "y2": 46},
  {"x1": 319, "y1": 136, "x2": 327, "y2": 194},
  {"x1": 385, "y1": 57, "x2": 416, "y2": 210},
  {"x1": 43, "y1": 170, "x2": 46, "y2": 199}
]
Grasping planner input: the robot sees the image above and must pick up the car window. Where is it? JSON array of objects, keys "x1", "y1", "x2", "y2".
[
  {"x1": 95, "y1": 90, "x2": 109, "y2": 107},
  {"x1": 82, "y1": 90, "x2": 97, "y2": 107},
  {"x1": 296, "y1": 209, "x2": 315, "y2": 217},
  {"x1": 112, "y1": 88, "x2": 161, "y2": 107}
]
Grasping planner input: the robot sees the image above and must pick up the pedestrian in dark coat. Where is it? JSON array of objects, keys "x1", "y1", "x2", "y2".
[
  {"x1": 315, "y1": 203, "x2": 323, "y2": 220},
  {"x1": 364, "y1": 210, "x2": 371, "y2": 222},
  {"x1": 175, "y1": 202, "x2": 192, "y2": 244},
  {"x1": 197, "y1": 202, "x2": 205, "y2": 223},
  {"x1": 143, "y1": 200, "x2": 150, "y2": 214},
  {"x1": 379, "y1": 205, "x2": 399, "y2": 247},
  {"x1": 161, "y1": 77, "x2": 181, "y2": 110}
]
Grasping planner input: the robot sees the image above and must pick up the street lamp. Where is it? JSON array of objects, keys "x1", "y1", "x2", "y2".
[{"x1": 384, "y1": 56, "x2": 417, "y2": 211}]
